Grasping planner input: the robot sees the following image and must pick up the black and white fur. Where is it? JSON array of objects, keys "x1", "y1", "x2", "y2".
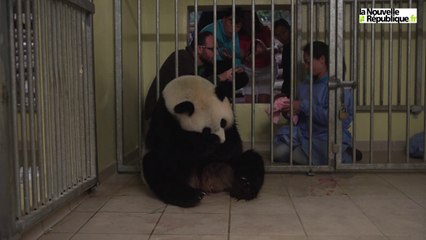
[{"x1": 143, "y1": 75, "x2": 264, "y2": 208}]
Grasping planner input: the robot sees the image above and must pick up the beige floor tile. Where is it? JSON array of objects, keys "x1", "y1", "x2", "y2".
[
  {"x1": 379, "y1": 173, "x2": 426, "y2": 207},
  {"x1": 165, "y1": 192, "x2": 230, "y2": 214},
  {"x1": 100, "y1": 195, "x2": 166, "y2": 213},
  {"x1": 307, "y1": 236, "x2": 388, "y2": 240},
  {"x1": 284, "y1": 174, "x2": 344, "y2": 197},
  {"x1": 350, "y1": 195, "x2": 426, "y2": 237},
  {"x1": 231, "y1": 235, "x2": 308, "y2": 240},
  {"x1": 79, "y1": 212, "x2": 160, "y2": 234},
  {"x1": 114, "y1": 181, "x2": 150, "y2": 197},
  {"x1": 230, "y1": 214, "x2": 305, "y2": 236},
  {"x1": 335, "y1": 173, "x2": 403, "y2": 197},
  {"x1": 154, "y1": 213, "x2": 228, "y2": 235},
  {"x1": 261, "y1": 174, "x2": 288, "y2": 195},
  {"x1": 292, "y1": 195, "x2": 383, "y2": 237},
  {"x1": 150, "y1": 235, "x2": 227, "y2": 240},
  {"x1": 71, "y1": 233, "x2": 150, "y2": 240},
  {"x1": 386, "y1": 235, "x2": 426, "y2": 240},
  {"x1": 74, "y1": 196, "x2": 110, "y2": 212},
  {"x1": 51, "y1": 212, "x2": 95, "y2": 233},
  {"x1": 38, "y1": 232, "x2": 74, "y2": 240},
  {"x1": 102, "y1": 173, "x2": 137, "y2": 186},
  {"x1": 231, "y1": 192, "x2": 295, "y2": 215}
]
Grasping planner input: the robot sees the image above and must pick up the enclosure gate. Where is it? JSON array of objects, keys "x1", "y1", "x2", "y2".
[
  {"x1": 0, "y1": 0, "x2": 97, "y2": 239},
  {"x1": 114, "y1": 0, "x2": 426, "y2": 173}
]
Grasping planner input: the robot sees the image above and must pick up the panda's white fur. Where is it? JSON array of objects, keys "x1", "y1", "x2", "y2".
[{"x1": 162, "y1": 75, "x2": 234, "y2": 143}]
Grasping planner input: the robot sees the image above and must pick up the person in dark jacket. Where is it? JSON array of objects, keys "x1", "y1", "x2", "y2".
[{"x1": 145, "y1": 31, "x2": 248, "y2": 119}]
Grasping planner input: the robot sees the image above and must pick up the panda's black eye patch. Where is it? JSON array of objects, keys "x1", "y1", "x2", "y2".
[
  {"x1": 220, "y1": 119, "x2": 227, "y2": 128},
  {"x1": 202, "y1": 127, "x2": 211, "y2": 135},
  {"x1": 174, "y1": 101, "x2": 194, "y2": 116}
]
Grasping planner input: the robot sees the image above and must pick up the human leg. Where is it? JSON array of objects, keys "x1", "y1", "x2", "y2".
[{"x1": 273, "y1": 142, "x2": 290, "y2": 162}]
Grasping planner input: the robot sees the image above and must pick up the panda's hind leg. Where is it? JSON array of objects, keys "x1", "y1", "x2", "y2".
[
  {"x1": 143, "y1": 151, "x2": 205, "y2": 207},
  {"x1": 230, "y1": 150, "x2": 265, "y2": 200}
]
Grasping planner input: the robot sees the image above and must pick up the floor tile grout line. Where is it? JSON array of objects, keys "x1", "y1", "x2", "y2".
[
  {"x1": 63, "y1": 176, "x2": 135, "y2": 240},
  {"x1": 378, "y1": 173, "x2": 426, "y2": 210},
  {"x1": 339, "y1": 174, "x2": 390, "y2": 239},
  {"x1": 147, "y1": 203, "x2": 167, "y2": 240},
  {"x1": 285, "y1": 175, "x2": 309, "y2": 238}
]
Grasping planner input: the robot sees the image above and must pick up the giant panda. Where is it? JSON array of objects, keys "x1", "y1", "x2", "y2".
[{"x1": 143, "y1": 75, "x2": 265, "y2": 208}]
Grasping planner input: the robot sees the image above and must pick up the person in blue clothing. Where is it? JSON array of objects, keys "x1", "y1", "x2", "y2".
[
  {"x1": 273, "y1": 41, "x2": 355, "y2": 165},
  {"x1": 201, "y1": 7, "x2": 244, "y2": 67}
]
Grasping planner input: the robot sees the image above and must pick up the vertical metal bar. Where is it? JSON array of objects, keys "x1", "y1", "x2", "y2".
[
  {"x1": 156, "y1": 0, "x2": 160, "y2": 96},
  {"x1": 72, "y1": 4, "x2": 78, "y2": 185},
  {"x1": 193, "y1": 0, "x2": 198, "y2": 76},
  {"x1": 82, "y1": 10, "x2": 89, "y2": 179},
  {"x1": 362, "y1": 2, "x2": 367, "y2": 106},
  {"x1": 137, "y1": 0, "x2": 142, "y2": 166},
  {"x1": 270, "y1": 0, "x2": 275, "y2": 164},
  {"x1": 328, "y1": 0, "x2": 336, "y2": 168},
  {"x1": 58, "y1": 1, "x2": 66, "y2": 193},
  {"x1": 289, "y1": 0, "x2": 295, "y2": 165},
  {"x1": 35, "y1": 0, "x2": 47, "y2": 204},
  {"x1": 17, "y1": 0, "x2": 31, "y2": 214},
  {"x1": 175, "y1": 0, "x2": 179, "y2": 78},
  {"x1": 70, "y1": 4, "x2": 78, "y2": 187},
  {"x1": 308, "y1": 0, "x2": 313, "y2": 167},
  {"x1": 336, "y1": 0, "x2": 344, "y2": 166},
  {"x1": 114, "y1": 0, "x2": 123, "y2": 172},
  {"x1": 54, "y1": 0, "x2": 63, "y2": 194},
  {"x1": 86, "y1": 8, "x2": 96, "y2": 178},
  {"x1": 250, "y1": 0, "x2": 255, "y2": 149},
  {"x1": 47, "y1": 0, "x2": 57, "y2": 199},
  {"x1": 9, "y1": 0, "x2": 23, "y2": 218},
  {"x1": 405, "y1": 0, "x2": 412, "y2": 163},
  {"x1": 415, "y1": 0, "x2": 423, "y2": 106},
  {"x1": 75, "y1": 7, "x2": 83, "y2": 183},
  {"x1": 63, "y1": 2, "x2": 71, "y2": 192},
  {"x1": 388, "y1": 0, "x2": 393, "y2": 163},
  {"x1": 231, "y1": 0, "x2": 236, "y2": 108},
  {"x1": 379, "y1": 1, "x2": 384, "y2": 106},
  {"x1": 369, "y1": 0, "x2": 375, "y2": 164},
  {"x1": 213, "y1": 0, "x2": 217, "y2": 85},
  {"x1": 1, "y1": 0, "x2": 19, "y2": 233},
  {"x1": 25, "y1": 0, "x2": 38, "y2": 210},
  {"x1": 352, "y1": 0, "x2": 358, "y2": 164},
  {"x1": 397, "y1": 0, "x2": 402, "y2": 106}
]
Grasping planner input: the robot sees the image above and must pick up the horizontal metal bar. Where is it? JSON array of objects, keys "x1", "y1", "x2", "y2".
[
  {"x1": 15, "y1": 178, "x2": 97, "y2": 233},
  {"x1": 356, "y1": 105, "x2": 424, "y2": 113},
  {"x1": 328, "y1": 80, "x2": 358, "y2": 89},
  {"x1": 64, "y1": 0, "x2": 94, "y2": 13},
  {"x1": 336, "y1": 163, "x2": 426, "y2": 171}
]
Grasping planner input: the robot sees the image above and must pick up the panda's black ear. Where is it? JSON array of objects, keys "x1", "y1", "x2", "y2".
[
  {"x1": 215, "y1": 82, "x2": 232, "y2": 101},
  {"x1": 174, "y1": 101, "x2": 195, "y2": 116}
]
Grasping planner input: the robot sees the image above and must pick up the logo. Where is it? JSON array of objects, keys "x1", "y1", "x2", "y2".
[{"x1": 359, "y1": 8, "x2": 417, "y2": 24}]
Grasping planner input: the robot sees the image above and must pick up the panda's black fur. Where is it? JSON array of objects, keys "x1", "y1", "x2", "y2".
[{"x1": 143, "y1": 75, "x2": 265, "y2": 208}]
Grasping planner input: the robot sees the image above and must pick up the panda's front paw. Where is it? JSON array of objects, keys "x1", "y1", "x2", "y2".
[
  {"x1": 173, "y1": 188, "x2": 206, "y2": 208},
  {"x1": 230, "y1": 176, "x2": 258, "y2": 200}
]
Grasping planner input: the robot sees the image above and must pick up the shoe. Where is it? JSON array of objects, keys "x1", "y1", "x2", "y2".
[{"x1": 346, "y1": 147, "x2": 363, "y2": 161}]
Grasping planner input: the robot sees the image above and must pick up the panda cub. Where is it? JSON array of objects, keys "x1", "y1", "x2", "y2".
[{"x1": 143, "y1": 75, "x2": 265, "y2": 207}]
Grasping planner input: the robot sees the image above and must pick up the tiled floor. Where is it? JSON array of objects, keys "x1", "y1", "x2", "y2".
[{"x1": 37, "y1": 173, "x2": 426, "y2": 240}]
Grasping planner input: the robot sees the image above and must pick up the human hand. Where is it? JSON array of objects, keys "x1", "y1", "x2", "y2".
[
  {"x1": 282, "y1": 100, "x2": 301, "y2": 115},
  {"x1": 218, "y1": 67, "x2": 244, "y2": 81},
  {"x1": 220, "y1": 48, "x2": 232, "y2": 59},
  {"x1": 255, "y1": 39, "x2": 268, "y2": 54}
]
